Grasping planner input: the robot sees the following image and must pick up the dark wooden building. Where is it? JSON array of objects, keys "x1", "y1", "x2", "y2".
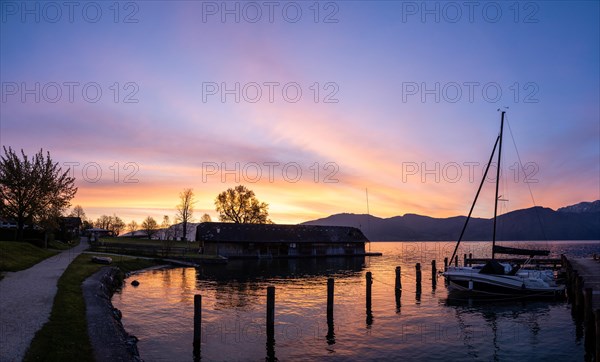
[
  {"x1": 196, "y1": 222, "x2": 369, "y2": 258},
  {"x1": 59, "y1": 217, "x2": 82, "y2": 235}
]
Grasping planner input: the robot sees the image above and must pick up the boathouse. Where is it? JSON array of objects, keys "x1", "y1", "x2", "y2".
[{"x1": 196, "y1": 222, "x2": 368, "y2": 258}]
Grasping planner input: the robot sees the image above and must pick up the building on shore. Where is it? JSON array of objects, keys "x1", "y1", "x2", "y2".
[{"x1": 196, "y1": 222, "x2": 369, "y2": 258}]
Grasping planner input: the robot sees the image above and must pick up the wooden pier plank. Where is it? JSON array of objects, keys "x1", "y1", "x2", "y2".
[{"x1": 569, "y1": 258, "x2": 600, "y2": 310}]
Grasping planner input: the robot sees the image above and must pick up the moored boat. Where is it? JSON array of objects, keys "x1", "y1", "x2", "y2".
[
  {"x1": 443, "y1": 111, "x2": 565, "y2": 297},
  {"x1": 444, "y1": 260, "x2": 564, "y2": 297}
]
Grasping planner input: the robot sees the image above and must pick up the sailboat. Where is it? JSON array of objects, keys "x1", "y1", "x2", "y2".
[{"x1": 443, "y1": 111, "x2": 565, "y2": 297}]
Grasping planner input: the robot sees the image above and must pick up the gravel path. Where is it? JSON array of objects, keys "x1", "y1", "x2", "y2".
[{"x1": 0, "y1": 239, "x2": 88, "y2": 362}]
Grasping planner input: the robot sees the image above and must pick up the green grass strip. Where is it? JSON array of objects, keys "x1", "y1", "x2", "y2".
[
  {"x1": 24, "y1": 254, "x2": 159, "y2": 361},
  {"x1": 0, "y1": 241, "x2": 58, "y2": 273}
]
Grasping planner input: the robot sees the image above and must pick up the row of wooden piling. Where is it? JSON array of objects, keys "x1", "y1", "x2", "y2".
[
  {"x1": 562, "y1": 254, "x2": 600, "y2": 361},
  {"x1": 192, "y1": 263, "x2": 438, "y2": 357},
  {"x1": 192, "y1": 255, "x2": 598, "y2": 359}
]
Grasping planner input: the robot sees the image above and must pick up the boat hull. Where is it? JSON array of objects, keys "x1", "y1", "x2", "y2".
[{"x1": 444, "y1": 268, "x2": 565, "y2": 297}]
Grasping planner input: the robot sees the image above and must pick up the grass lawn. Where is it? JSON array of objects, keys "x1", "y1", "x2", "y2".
[
  {"x1": 100, "y1": 236, "x2": 195, "y2": 248},
  {"x1": 0, "y1": 241, "x2": 59, "y2": 273},
  {"x1": 24, "y1": 254, "x2": 159, "y2": 362},
  {"x1": 48, "y1": 237, "x2": 80, "y2": 250}
]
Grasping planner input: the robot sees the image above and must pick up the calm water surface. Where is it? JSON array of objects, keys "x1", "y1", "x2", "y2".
[{"x1": 112, "y1": 241, "x2": 600, "y2": 361}]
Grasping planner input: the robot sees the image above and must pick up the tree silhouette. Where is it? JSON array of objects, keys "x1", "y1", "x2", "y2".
[
  {"x1": 127, "y1": 220, "x2": 138, "y2": 238},
  {"x1": 0, "y1": 147, "x2": 77, "y2": 241},
  {"x1": 161, "y1": 215, "x2": 173, "y2": 240},
  {"x1": 111, "y1": 215, "x2": 125, "y2": 236},
  {"x1": 141, "y1": 216, "x2": 158, "y2": 239},
  {"x1": 215, "y1": 185, "x2": 271, "y2": 224},
  {"x1": 176, "y1": 188, "x2": 195, "y2": 241},
  {"x1": 199, "y1": 213, "x2": 212, "y2": 223},
  {"x1": 94, "y1": 214, "x2": 125, "y2": 236},
  {"x1": 69, "y1": 205, "x2": 86, "y2": 221}
]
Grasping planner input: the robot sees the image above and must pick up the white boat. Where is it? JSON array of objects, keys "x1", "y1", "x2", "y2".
[
  {"x1": 443, "y1": 111, "x2": 565, "y2": 297},
  {"x1": 444, "y1": 260, "x2": 564, "y2": 296}
]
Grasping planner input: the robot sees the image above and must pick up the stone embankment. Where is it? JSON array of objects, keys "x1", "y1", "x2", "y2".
[{"x1": 82, "y1": 267, "x2": 143, "y2": 362}]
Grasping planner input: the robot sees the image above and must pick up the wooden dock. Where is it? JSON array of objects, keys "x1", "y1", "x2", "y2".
[
  {"x1": 568, "y1": 257, "x2": 600, "y2": 309},
  {"x1": 563, "y1": 255, "x2": 600, "y2": 361}
]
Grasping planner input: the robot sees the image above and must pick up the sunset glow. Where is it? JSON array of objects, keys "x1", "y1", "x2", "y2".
[{"x1": 2, "y1": 1, "x2": 598, "y2": 225}]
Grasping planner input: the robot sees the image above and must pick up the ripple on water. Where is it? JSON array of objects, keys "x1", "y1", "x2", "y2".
[{"x1": 112, "y1": 241, "x2": 597, "y2": 361}]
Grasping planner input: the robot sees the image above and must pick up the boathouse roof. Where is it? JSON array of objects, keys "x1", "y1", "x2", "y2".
[{"x1": 196, "y1": 222, "x2": 368, "y2": 243}]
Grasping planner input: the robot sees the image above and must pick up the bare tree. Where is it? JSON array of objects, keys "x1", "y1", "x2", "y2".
[
  {"x1": 95, "y1": 215, "x2": 112, "y2": 230},
  {"x1": 0, "y1": 147, "x2": 77, "y2": 240},
  {"x1": 160, "y1": 215, "x2": 174, "y2": 255},
  {"x1": 69, "y1": 205, "x2": 86, "y2": 221},
  {"x1": 215, "y1": 185, "x2": 271, "y2": 224},
  {"x1": 141, "y1": 216, "x2": 158, "y2": 239},
  {"x1": 199, "y1": 213, "x2": 212, "y2": 223},
  {"x1": 94, "y1": 215, "x2": 124, "y2": 235},
  {"x1": 67, "y1": 205, "x2": 87, "y2": 234},
  {"x1": 112, "y1": 215, "x2": 125, "y2": 236},
  {"x1": 161, "y1": 215, "x2": 172, "y2": 240},
  {"x1": 127, "y1": 220, "x2": 138, "y2": 238},
  {"x1": 176, "y1": 188, "x2": 195, "y2": 241}
]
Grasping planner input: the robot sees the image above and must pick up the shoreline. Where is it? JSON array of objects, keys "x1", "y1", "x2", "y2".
[
  {"x1": 82, "y1": 263, "x2": 170, "y2": 362},
  {"x1": 82, "y1": 267, "x2": 143, "y2": 362}
]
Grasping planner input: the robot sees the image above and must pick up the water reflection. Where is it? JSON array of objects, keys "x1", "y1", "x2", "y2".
[
  {"x1": 198, "y1": 257, "x2": 365, "y2": 280},
  {"x1": 266, "y1": 336, "x2": 276, "y2": 361},
  {"x1": 366, "y1": 308, "x2": 373, "y2": 327},
  {"x1": 326, "y1": 319, "x2": 335, "y2": 345},
  {"x1": 444, "y1": 298, "x2": 556, "y2": 361},
  {"x1": 395, "y1": 289, "x2": 401, "y2": 313},
  {"x1": 196, "y1": 257, "x2": 366, "y2": 312},
  {"x1": 112, "y1": 241, "x2": 594, "y2": 361}
]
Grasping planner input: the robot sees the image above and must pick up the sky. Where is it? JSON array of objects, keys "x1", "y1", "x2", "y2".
[{"x1": 1, "y1": 1, "x2": 599, "y2": 225}]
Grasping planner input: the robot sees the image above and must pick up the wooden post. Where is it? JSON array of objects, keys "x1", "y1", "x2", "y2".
[
  {"x1": 326, "y1": 278, "x2": 335, "y2": 345},
  {"x1": 595, "y1": 309, "x2": 600, "y2": 362},
  {"x1": 431, "y1": 260, "x2": 437, "y2": 288},
  {"x1": 395, "y1": 266, "x2": 401, "y2": 311},
  {"x1": 366, "y1": 272, "x2": 372, "y2": 310},
  {"x1": 584, "y1": 288, "x2": 593, "y2": 323},
  {"x1": 267, "y1": 286, "x2": 275, "y2": 341},
  {"x1": 576, "y1": 276, "x2": 584, "y2": 316},
  {"x1": 416, "y1": 263, "x2": 422, "y2": 293},
  {"x1": 444, "y1": 257, "x2": 448, "y2": 271},
  {"x1": 327, "y1": 278, "x2": 334, "y2": 322},
  {"x1": 583, "y1": 288, "x2": 595, "y2": 357},
  {"x1": 366, "y1": 272, "x2": 373, "y2": 324},
  {"x1": 463, "y1": 254, "x2": 467, "y2": 267},
  {"x1": 468, "y1": 253, "x2": 472, "y2": 266},
  {"x1": 570, "y1": 270, "x2": 578, "y2": 303},
  {"x1": 193, "y1": 295, "x2": 201, "y2": 358},
  {"x1": 454, "y1": 255, "x2": 458, "y2": 267}
]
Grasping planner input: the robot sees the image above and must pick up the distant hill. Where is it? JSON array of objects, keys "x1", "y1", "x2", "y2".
[
  {"x1": 557, "y1": 200, "x2": 600, "y2": 213},
  {"x1": 302, "y1": 201, "x2": 600, "y2": 241}
]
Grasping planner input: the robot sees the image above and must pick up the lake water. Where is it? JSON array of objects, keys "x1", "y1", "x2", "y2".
[{"x1": 112, "y1": 241, "x2": 600, "y2": 361}]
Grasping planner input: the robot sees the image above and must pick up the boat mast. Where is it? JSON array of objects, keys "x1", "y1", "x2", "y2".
[
  {"x1": 491, "y1": 111, "x2": 505, "y2": 260},
  {"x1": 366, "y1": 188, "x2": 371, "y2": 252},
  {"x1": 448, "y1": 134, "x2": 500, "y2": 266}
]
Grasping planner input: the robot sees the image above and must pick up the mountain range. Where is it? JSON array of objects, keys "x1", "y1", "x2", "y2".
[{"x1": 302, "y1": 200, "x2": 600, "y2": 241}]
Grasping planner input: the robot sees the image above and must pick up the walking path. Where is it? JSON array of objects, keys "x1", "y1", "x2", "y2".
[{"x1": 0, "y1": 239, "x2": 88, "y2": 362}]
